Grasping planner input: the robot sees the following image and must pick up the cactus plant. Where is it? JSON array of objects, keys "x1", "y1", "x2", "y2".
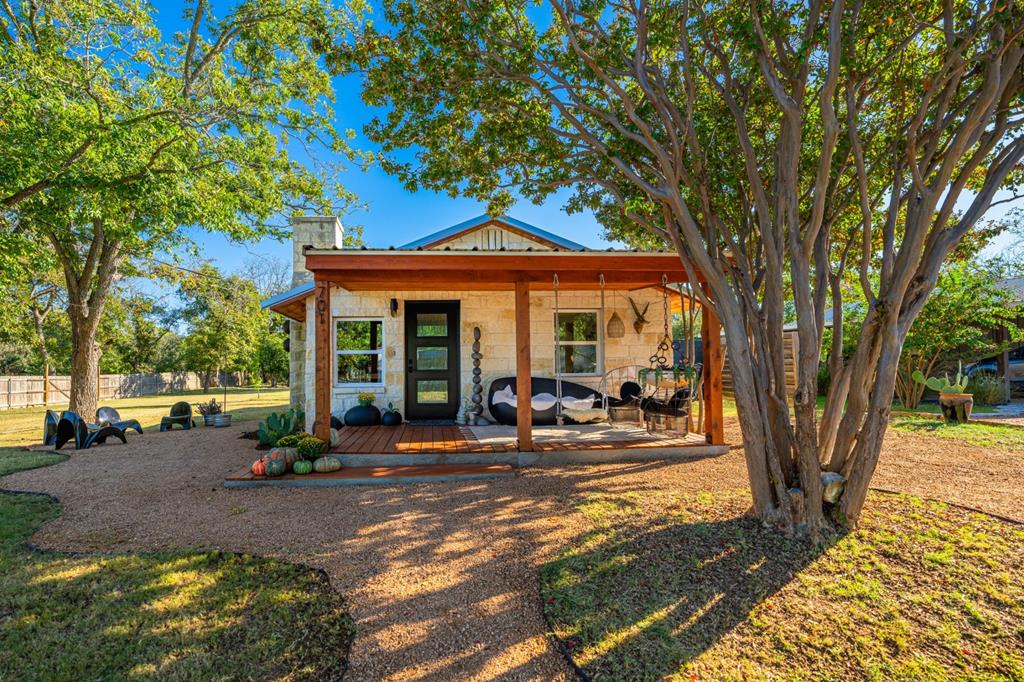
[
  {"x1": 256, "y1": 407, "x2": 306, "y2": 447},
  {"x1": 912, "y1": 361, "x2": 970, "y2": 395}
]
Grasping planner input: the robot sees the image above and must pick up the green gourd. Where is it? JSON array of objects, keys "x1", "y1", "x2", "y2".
[
  {"x1": 265, "y1": 459, "x2": 287, "y2": 477},
  {"x1": 312, "y1": 456, "x2": 342, "y2": 473},
  {"x1": 292, "y1": 459, "x2": 313, "y2": 475}
]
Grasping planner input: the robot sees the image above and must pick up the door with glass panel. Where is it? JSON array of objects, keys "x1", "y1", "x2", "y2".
[{"x1": 404, "y1": 301, "x2": 461, "y2": 420}]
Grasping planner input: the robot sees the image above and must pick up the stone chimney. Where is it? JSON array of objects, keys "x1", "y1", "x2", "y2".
[
  {"x1": 288, "y1": 216, "x2": 342, "y2": 417},
  {"x1": 291, "y1": 215, "x2": 344, "y2": 286}
]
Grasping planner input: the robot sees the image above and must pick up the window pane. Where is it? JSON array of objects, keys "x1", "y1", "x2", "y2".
[
  {"x1": 417, "y1": 313, "x2": 448, "y2": 337},
  {"x1": 416, "y1": 380, "x2": 448, "y2": 403},
  {"x1": 557, "y1": 312, "x2": 597, "y2": 342},
  {"x1": 336, "y1": 320, "x2": 383, "y2": 351},
  {"x1": 558, "y1": 344, "x2": 598, "y2": 374},
  {"x1": 336, "y1": 353, "x2": 382, "y2": 384},
  {"x1": 416, "y1": 346, "x2": 448, "y2": 370}
]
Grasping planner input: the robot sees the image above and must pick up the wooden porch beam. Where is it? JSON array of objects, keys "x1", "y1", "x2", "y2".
[
  {"x1": 515, "y1": 279, "x2": 533, "y2": 452},
  {"x1": 314, "y1": 278, "x2": 332, "y2": 442},
  {"x1": 701, "y1": 285, "x2": 725, "y2": 445}
]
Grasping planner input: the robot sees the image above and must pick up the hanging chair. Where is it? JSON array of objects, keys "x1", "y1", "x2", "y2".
[{"x1": 555, "y1": 273, "x2": 609, "y2": 425}]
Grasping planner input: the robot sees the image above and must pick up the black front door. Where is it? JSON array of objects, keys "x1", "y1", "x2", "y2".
[{"x1": 404, "y1": 301, "x2": 461, "y2": 420}]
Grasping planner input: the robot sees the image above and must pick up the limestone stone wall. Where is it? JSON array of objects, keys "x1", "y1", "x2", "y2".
[{"x1": 304, "y1": 286, "x2": 667, "y2": 424}]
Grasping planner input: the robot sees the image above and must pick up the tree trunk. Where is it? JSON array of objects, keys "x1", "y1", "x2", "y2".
[
  {"x1": 69, "y1": 322, "x2": 101, "y2": 418},
  {"x1": 48, "y1": 218, "x2": 122, "y2": 421}
]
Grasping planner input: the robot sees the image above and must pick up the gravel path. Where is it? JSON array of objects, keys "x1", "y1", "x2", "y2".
[{"x1": 3, "y1": 418, "x2": 1020, "y2": 680}]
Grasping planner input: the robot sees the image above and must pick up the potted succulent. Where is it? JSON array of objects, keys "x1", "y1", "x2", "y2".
[
  {"x1": 912, "y1": 362, "x2": 973, "y2": 424},
  {"x1": 344, "y1": 392, "x2": 381, "y2": 426},
  {"x1": 381, "y1": 402, "x2": 403, "y2": 426},
  {"x1": 197, "y1": 398, "x2": 224, "y2": 427}
]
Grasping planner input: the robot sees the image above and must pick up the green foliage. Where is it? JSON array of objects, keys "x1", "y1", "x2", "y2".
[
  {"x1": 968, "y1": 374, "x2": 1007, "y2": 407},
  {"x1": 0, "y1": 0, "x2": 365, "y2": 409},
  {"x1": 275, "y1": 434, "x2": 301, "y2": 448},
  {"x1": 176, "y1": 264, "x2": 266, "y2": 385},
  {"x1": 296, "y1": 436, "x2": 327, "y2": 460},
  {"x1": 257, "y1": 408, "x2": 304, "y2": 447}
]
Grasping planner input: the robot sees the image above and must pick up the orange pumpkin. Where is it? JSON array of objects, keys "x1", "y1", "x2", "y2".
[{"x1": 251, "y1": 459, "x2": 267, "y2": 476}]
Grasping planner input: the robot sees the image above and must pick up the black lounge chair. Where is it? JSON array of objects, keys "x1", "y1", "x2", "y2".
[
  {"x1": 43, "y1": 409, "x2": 60, "y2": 447},
  {"x1": 159, "y1": 401, "x2": 195, "y2": 431},
  {"x1": 54, "y1": 411, "x2": 127, "y2": 450},
  {"x1": 96, "y1": 406, "x2": 144, "y2": 435},
  {"x1": 487, "y1": 376, "x2": 601, "y2": 426}
]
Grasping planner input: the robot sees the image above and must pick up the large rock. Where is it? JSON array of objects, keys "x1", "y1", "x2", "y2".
[{"x1": 821, "y1": 472, "x2": 846, "y2": 504}]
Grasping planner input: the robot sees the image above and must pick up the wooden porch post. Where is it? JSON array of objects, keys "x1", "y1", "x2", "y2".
[
  {"x1": 515, "y1": 280, "x2": 533, "y2": 451},
  {"x1": 314, "y1": 278, "x2": 332, "y2": 442},
  {"x1": 701, "y1": 285, "x2": 725, "y2": 445}
]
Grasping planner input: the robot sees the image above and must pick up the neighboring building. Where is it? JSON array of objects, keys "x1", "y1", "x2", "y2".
[{"x1": 263, "y1": 214, "x2": 725, "y2": 445}]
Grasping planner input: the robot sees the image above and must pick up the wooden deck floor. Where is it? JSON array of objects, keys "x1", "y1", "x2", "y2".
[{"x1": 329, "y1": 424, "x2": 707, "y2": 454}]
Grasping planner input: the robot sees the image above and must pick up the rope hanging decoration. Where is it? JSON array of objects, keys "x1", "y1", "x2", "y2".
[{"x1": 648, "y1": 274, "x2": 674, "y2": 369}]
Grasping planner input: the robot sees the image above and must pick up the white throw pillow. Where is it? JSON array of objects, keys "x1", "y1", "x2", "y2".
[{"x1": 560, "y1": 394, "x2": 597, "y2": 411}]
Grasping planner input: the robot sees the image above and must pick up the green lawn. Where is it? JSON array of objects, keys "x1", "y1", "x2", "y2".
[
  {"x1": 0, "y1": 387, "x2": 289, "y2": 447},
  {"x1": 890, "y1": 417, "x2": 1024, "y2": 450},
  {"x1": 0, "y1": 447, "x2": 67, "y2": 476},
  {"x1": 541, "y1": 489, "x2": 1024, "y2": 681},
  {"x1": 0, "y1": 438, "x2": 353, "y2": 681}
]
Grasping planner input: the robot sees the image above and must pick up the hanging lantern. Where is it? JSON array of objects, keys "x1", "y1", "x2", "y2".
[{"x1": 606, "y1": 311, "x2": 626, "y2": 338}]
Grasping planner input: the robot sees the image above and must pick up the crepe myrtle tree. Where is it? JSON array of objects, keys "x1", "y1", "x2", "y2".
[
  {"x1": 1, "y1": 0, "x2": 364, "y2": 418},
  {"x1": 341, "y1": 0, "x2": 1024, "y2": 533}
]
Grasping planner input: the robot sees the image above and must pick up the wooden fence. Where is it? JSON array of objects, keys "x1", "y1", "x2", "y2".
[
  {"x1": 0, "y1": 371, "x2": 247, "y2": 410},
  {"x1": 721, "y1": 330, "x2": 800, "y2": 398}
]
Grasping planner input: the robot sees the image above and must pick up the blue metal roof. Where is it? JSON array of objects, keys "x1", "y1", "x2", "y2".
[
  {"x1": 261, "y1": 281, "x2": 314, "y2": 310},
  {"x1": 398, "y1": 214, "x2": 586, "y2": 250}
]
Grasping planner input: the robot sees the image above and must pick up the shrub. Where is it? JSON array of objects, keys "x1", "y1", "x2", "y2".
[
  {"x1": 817, "y1": 362, "x2": 831, "y2": 397},
  {"x1": 296, "y1": 436, "x2": 327, "y2": 460},
  {"x1": 970, "y1": 373, "x2": 1007, "y2": 406},
  {"x1": 197, "y1": 399, "x2": 223, "y2": 416},
  {"x1": 276, "y1": 434, "x2": 301, "y2": 448}
]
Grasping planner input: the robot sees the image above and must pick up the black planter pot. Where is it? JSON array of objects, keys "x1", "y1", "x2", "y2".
[
  {"x1": 345, "y1": 404, "x2": 381, "y2": 427},
  {"x1": 381, "y1": 410, "x2": 403, "y2": 426}
]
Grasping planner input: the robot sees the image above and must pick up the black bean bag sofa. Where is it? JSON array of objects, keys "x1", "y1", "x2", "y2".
[{"x1": 487, "y1": 377, "x2": 602, "y2": 426}]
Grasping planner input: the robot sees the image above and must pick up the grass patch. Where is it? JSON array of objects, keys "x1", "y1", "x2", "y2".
[
  {"x1": 0, "y1": 437, "x2": 354, "y2": 680},
  {"x1": 891, "y1": 417, "x2": 1024, "y2": 450},
  {"x1": 0, "y1": 387, "x2": 289, "y2": 447},
  {"x1": 541, "y1": 489, "x2": 1024, "y2": 681},
  {"x1": 0, "y1": 447, "x2": 66, "y2": 476}
]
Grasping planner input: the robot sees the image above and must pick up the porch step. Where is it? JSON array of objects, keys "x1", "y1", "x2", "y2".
[{"x1": 224, "y1": 463, "x2": 515, "y2": 488}]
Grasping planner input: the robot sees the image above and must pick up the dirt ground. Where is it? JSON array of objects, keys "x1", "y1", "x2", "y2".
[{"x1": 3, "y1": 417, "x2": 1021, "y2": 680}]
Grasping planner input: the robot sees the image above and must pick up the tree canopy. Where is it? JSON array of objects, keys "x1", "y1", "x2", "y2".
[{"x1": 342, "y1": 0, "x2": 1024, "y2": 533}]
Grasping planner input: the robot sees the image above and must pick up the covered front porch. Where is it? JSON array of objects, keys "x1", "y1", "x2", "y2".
[{"x1": 306, "y1": 249, "x2": 727, "y2": 457}]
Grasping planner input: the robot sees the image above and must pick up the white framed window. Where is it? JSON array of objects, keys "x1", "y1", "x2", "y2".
[
  {"x1": 555, "y1": 310, "x2": 602, "y2": 376},
  {"x1": 335, "y1": 318, "x2": 384, "y2": 386}
]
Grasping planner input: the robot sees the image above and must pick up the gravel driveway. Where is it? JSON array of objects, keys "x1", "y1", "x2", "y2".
[{"x1": 4, "y1": 419, "x2": 1020, "y2": 680}]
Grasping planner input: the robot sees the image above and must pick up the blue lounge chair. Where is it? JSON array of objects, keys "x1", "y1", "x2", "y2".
[
  {"x1": 43, "y1": 409, "x2": 60, "y2": 446},
  {"x1": 54, "y1": 411, "x2": 127, "y2": 450},
  {"x1": 96, "y1": 406, "x2": 144, "y2": 435},
  {"x1": 159, "y1": 401, "x2": 195, "y2": 431}
]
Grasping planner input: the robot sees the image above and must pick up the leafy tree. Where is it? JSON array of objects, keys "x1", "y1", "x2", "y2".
[
  {"x1": 343, "y1": 0, "x2": 1024, "y2": 532},
  {"x1": 177, "y1": 265, "x2": 265, "y2": 389},
  {"x1": 98, "y1": 289, "x2": 173, "y2": 374},
  {"x1": 876, "y1": 263, "x2": 1019, "y2": 408},
  {"x1": 1, "y1": 0, "x2": 363, "y2": 417}
]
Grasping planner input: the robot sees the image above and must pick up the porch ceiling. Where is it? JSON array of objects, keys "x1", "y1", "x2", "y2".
[{"x1": 305, "y1": 250, "x2": 699, "y2": 291}]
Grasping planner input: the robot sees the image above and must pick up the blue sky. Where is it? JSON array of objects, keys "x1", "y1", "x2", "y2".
[{"x1": 149, "y1": 1, "x2": 1017, "y2": 281}]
